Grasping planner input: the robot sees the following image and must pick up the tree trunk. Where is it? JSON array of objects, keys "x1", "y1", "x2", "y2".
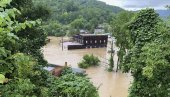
[{"x1": 116, "y1": 57, "x2": 119, "y2": 72}]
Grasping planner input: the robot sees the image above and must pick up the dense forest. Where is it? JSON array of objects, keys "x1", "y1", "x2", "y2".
[{"x1": 33, "y1": 0, "x2": 124, "y2": 36}]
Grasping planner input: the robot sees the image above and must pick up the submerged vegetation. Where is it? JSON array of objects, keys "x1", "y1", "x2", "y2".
[
  {"x1": 110, "y1": 11, "x2": 135, "y2": 71},
  {"x1": 108, "y1": 41, "x2": 114, "y2": 72},
  {"x1": 108, "y1": 53, "x2": 114, "y2": 72},
  {"x1": 78, "y1": 54, "x2": 100, "y2": 69}
]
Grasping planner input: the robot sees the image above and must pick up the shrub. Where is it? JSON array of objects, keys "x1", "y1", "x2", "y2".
[
  {"x1": 61, "y1": 67, "x2": 73, "y2": 76},
  {"x1": 78, "y1": 61, "x2": 89, "y2": 69},
  {"x1": 62, "y1": 67, "x2": 87, "y2": 77},
  {"x1": 78, "y1": 54, "x2": 100, "y2": 69},
  {"x1": 49, "y1": 73, "x2": 99, "y2": 97}
]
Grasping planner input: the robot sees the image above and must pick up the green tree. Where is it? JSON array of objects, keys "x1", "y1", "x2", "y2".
[
  {"x1": 44, "y1": 21, "x2": 63, "y2": 36},
  {"x1": 78, "y1": 54, "x2": 100, "y2": 69},
  {"x1": 110, "y1": 11, "x2": 134, "y2": 71},
  {"x1": 108, "y1": 41, "x2": 114, "y2": 71},
  {"x1": 0, "y1": 0, "x2": 46, "y2": 96},
  {"x1": 122, "y1": 8, "x2": 170, "y2": 97},
  {"x1": 33, "y1": 0, "x2": 124, "y2": 36},
  {"x1": 0, "y1": 2, "x2": 99, "y2": 97},
  {"x1": 50, "y1": 73, "x2": 99, "y2": 97},
  {"x1": 70, "y1": 18, "x2": 86, "y2": 29},
  {"x1": 10, "y1": 0, "x2": 50, "y2": 66}
]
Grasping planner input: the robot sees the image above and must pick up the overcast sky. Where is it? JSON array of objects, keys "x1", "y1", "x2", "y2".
[{"x1": 98, "y1": 0, "x2": 170, "y2": 10}]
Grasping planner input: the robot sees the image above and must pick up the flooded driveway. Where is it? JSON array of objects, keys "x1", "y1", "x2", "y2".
[{"x1": 42, "y1": 36, "x2": 132, "y2": 97}]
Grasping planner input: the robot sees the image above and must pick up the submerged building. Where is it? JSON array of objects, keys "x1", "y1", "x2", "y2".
[{"x1": 66, "y1": 34, "x2": 108, "y2": 50}]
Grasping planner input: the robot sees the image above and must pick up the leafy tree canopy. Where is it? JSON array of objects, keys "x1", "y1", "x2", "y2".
[
  {"x1": 0, "y1": 1, "x2": 99, "y2": 97},
  {"x1": 122, "y1": 8, "x2": 170, "y2": 97}
]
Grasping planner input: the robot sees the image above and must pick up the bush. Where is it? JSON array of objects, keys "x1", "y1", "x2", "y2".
[
  {"x1": 61, "y1": 66, "x2": 87, "y2": 77},
  {"x1": 49, "y1": 73, "x2": 99, "y2": 97},
  {"x1": 78, "y1": 61, "x2": 89, "y2": 69},
  {"x1": 61, "y1": 67, "x2": 73, "y2": 76},
  {"x1": 78, "y1": 54, "x2": 100, "y2": 69}
]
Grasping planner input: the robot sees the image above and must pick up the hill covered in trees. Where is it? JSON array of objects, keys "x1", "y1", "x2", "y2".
[{"x1": 34, "y1": 0, "x2": 124, "y2": 36}]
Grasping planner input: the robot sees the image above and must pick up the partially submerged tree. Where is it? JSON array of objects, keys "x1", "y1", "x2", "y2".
[
  {"x1": 108, "y1": 41, "x2": 114, "y2": 71},
  {"x1": 110, "y1": 11, "x2": 134, "y2": 71},
  {"x1": 78, "y1": 54, "x2": 100, "y2": 69}
]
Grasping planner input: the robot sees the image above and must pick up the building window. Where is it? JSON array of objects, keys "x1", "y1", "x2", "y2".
[{"x1": 86, "y1": 41, "x2": 88, "y2": 44}]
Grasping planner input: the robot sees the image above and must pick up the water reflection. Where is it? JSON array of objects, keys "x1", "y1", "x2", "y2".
[{"x1": 43, "y1": 36, "x2": 132, "y2": 97}]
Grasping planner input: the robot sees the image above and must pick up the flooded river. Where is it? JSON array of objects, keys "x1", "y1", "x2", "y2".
[{"x1": 43, "y1": 36, "x2": 132, "y2": 97}]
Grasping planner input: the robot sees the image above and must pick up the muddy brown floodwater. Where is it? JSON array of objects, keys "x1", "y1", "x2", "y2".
[{"x1": 42, "y1": 36, "x2": 132, "y2": 97}]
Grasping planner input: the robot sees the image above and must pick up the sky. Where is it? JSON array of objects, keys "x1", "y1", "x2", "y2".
[{"x1": 98, "y1": 0, "x2": 170, "y2": 10}]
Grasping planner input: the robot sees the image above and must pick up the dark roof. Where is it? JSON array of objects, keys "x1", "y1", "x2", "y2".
[{"x1": 79, "y1": 34, "x2": 108, "y2": 37}]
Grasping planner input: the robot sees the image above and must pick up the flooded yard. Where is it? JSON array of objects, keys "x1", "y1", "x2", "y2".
[{"x1": 42, "y1": 36, "x2": 132, "y2": 97}]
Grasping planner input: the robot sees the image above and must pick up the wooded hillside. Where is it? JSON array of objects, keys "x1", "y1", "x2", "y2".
[{"x1": 33, "y1": 0, "x2": 124, "y2": 36}]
